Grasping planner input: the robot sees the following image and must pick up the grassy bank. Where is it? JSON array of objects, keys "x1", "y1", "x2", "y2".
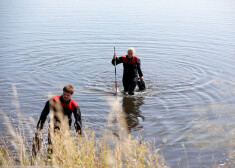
[
  {"x1": 0, "y1": 86, "x2": 165, "y2": 167},
  {"x1": 0, "y1": 124, "x2": 165, "y2": 167},
  {"x1": 1, "y1": 85, "x2": 232, "y2": 167}
]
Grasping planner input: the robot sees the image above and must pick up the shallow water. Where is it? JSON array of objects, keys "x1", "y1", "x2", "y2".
[{"x1": 0, "y1": 0, "x2": 235, "y2": 167}]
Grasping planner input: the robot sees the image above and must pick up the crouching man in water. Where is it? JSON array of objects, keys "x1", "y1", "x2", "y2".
[
  {"x1": 36, "y1": 85, "x2": 82, "y2": 156},
  {"x1": 112, "y1": 48, "x2": 144, "y2": 95}
]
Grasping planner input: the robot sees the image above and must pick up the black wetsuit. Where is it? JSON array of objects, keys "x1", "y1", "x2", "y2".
[
  {"x1": 36, "y1": 95, "x2": 82, "y2": 155},
  {"x1": 37, "y1": 95, "x2": 82, "y2": 133},
  {"x1": 112, "y1": 55, "x2": 143, "y2": 95}
]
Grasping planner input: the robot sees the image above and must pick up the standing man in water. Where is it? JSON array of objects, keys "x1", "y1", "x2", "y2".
[
  {"x1": 112, "y1": 48, "x2": 144, "y2": 95},
  {"x1": 36, "y1": 85, "x2": 82, "y2": 154}
]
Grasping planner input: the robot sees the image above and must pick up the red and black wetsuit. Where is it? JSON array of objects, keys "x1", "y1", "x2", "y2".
[
  {"x1": 37, "y1": 95, "x2": 82, "y2": 133},
  {"x1": 112, "y1": 55, "x2": 143, "y2": 95}
]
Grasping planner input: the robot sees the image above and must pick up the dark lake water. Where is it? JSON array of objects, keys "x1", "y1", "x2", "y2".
[{"x1": 0, "y1": 0, "x2": 235, "y2": 167}]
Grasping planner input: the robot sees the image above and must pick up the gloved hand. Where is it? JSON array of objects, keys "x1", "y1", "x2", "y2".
[{"x1": 77, "y1": 130, "x2": 82, "y2": 135}]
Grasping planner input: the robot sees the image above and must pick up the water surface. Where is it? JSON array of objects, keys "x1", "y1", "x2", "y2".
[{"x1": 0, "y1": 0, "x2": 235, "y2": 167}]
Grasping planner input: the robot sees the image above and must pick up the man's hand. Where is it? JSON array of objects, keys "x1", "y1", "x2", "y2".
[
  {"x1": 140, "y1": 76, "x2": 144, "y2": 81},
  {"x1": 77, "y1": 130, "x2": 82, "y2": 135},
  {"x1": 36, "y1": 128, "x2": 40, "y2": 137}
]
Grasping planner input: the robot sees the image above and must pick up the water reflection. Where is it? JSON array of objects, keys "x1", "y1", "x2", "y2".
[{"x1": 122, "y1": 96, "x2": 145, "y2": 132}]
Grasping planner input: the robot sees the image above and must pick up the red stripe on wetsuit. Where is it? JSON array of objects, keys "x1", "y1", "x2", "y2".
[
  {"x1": 52, "y1": 95, "x2": 78, "y2": 112},
  {"x1": 122, "y1": 55, "x2": 138, "y2": 64}
]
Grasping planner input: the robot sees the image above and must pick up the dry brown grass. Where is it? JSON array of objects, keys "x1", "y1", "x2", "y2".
[
  {"x1": 0, "y1": 85, "x2": 165, "y2": 167},
  {"x1": 0, "y1": 123, "x2": 165, "y2": 167}
]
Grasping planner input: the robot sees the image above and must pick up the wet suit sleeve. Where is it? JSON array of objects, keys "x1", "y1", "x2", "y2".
[
  {"x1": 37, "y1": 100, "x2": 50, "y2": 131},
  {"x1": 73, "y1": 106, "x2": 82, "y2": 133},
  {"x1": 111, "y1": 56, "x2": 123, "y2": 65},
  {"x1": 137, "y1": 59, "x2": 143, "y2": 77}
]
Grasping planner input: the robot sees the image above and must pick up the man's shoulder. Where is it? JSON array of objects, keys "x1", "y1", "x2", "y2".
[
  {"x1": 51, "y1": 95, "x2": 61, "y2": 101},
  {"x1": 133, "y1": 55, "x2": 139, "y2": 59},
  {"x1": 70, "y1": 98, "x2": 78, "y2": 107}
]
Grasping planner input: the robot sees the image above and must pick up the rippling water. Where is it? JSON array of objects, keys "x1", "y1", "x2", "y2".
[{"x1": 1, "y1": 0, "x2": 235, "y2": 167}]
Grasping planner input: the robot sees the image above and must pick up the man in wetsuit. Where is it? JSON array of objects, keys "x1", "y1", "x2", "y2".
[
  {"x1": 112, "y1": 48, "x2": 144, "y2": 95},
  {"x1": 36, "y1": 85, "x2": 82, "y2": 153}
]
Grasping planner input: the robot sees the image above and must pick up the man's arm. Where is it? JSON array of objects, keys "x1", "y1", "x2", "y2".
[
  {"x1": 73, "y1": 106, "x2": 82, "y2": 134},
  {"x1": 137, "y1": 59, "x2": 143, "y2": 80},
  {"x1": 111, "y1": 56, "x2": 123, "y2": 66},
  {"x1": 36, "y1": 100, "x2": 50, "y2": 134}
]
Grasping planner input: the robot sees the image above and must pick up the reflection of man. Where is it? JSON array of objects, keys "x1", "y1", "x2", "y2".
[{"x1": 122, "y1": 96, "x2": 145, "y2": 132}]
